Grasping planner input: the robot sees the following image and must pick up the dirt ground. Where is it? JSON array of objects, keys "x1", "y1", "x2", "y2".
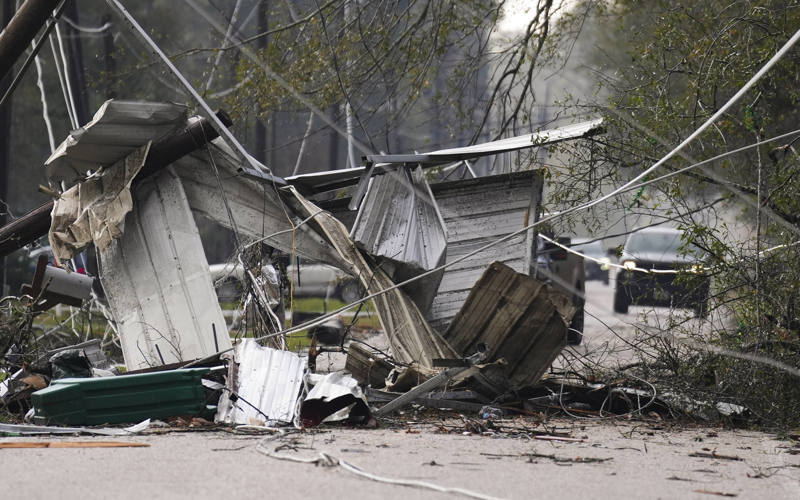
[{"x1": 2, "y1": 416, "x2": 798, "y2": 499}]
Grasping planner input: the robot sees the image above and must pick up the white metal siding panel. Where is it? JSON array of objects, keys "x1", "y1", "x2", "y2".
[
  {"x1": 427, "y1": 172, "x2": 537, "y2": 332},
  {"x1": 216, "y1": 339, "x2": 305, "y2": 425},
  {"x1": 100, "y1": 168, "x2": 231, "y2": 370}
]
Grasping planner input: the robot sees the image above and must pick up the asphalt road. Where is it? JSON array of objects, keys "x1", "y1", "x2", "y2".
[{"x1": 2, "y1": 417, "x2": 797, "y2": 500}]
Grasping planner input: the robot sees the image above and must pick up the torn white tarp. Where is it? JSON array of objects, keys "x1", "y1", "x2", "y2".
[
  {"x1": 99, "y1": 167, "x2": 231, "y2": 370},
  {"x1": 299, "y1": 372, "x2": 371, "y2": 427},
  {"x1": 49, "y1": 143, "x2": 150, "y2": 263},
  {"x1": 45, "y1": 100, "x2": 186, "y2": 186},
  {"x1": 215, "y1": 339, "x2": 306, "y2": 425}
]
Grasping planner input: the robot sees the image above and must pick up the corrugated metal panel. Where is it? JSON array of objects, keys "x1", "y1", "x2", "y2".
[
  {"x1": 427, "y1": 171, "x2": 540, "y2": 332},
  {"x1": 99, "y1": 168, "x2": 231, "y2": 370},
  {"x1": 443, "y1": 261, "x2": 574, "y2": 390},
  {"x1": 427, "y1": 118, "x2": 603, "y2": 158},
  {"x1": 290, "y1": 187, "x2": 457, "y2": 370},
  {"x1": 284, "y1": 118, "x2": 602, "y2": 194},
  {"x1": 215, "y1": 339, "x2": 305, "y2": 425},
  {"x1": 349, "y1": 167, "x2": 447, "y2": 312},
  {"x1": 45, "y1": 100, "x2": 187, "y2": 185}
]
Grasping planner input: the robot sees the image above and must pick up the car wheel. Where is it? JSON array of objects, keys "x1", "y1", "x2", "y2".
[
  {"x1": 613, "y1": 285, "x2": 629, "y2": 314},
  {"x1": 337, "y1": 279, "x2": 363, "y2": 304}
]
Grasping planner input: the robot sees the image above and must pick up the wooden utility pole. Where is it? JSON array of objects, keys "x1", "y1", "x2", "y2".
[
  {"x1": 253, "y1": 0, "x2": 268, "y2": 164},
  {"x1": 0, "y1": 0, "x2": 15, "y2": 293},
  {"x1": 0, "y1": 0, "x2": 60, "y2": 81}
]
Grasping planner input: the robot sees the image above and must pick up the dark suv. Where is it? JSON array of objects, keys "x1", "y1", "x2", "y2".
[{"x1": 613, "y1": 227, "x2": 709, "y2": 317}]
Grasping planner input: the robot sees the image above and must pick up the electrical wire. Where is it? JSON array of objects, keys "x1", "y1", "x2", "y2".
[{"x1": 245, "y1": 27, "x2": 800, "y2": 351}]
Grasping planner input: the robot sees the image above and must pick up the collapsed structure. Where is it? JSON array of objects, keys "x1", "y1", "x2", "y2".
[{"x1": 1, "y1": 96, "x2": 602, "y2": 426}]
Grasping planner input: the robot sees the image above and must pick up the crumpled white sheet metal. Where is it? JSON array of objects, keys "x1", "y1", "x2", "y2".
[
  {"x1": 99, "y1": 167, "x2": 231, "y2": 370},
  {"x1": 302, "y1": 372, "x2": 368, "y2": 424},
  {"x1": 215, "y1": 339, "x2": 305, "y2": 425},
  {"x1": 349, "y1": 166, "x2": 446, "y2": 313},
  {"x1": 45, "y1": 100, "x2": 187, "y2": 186}
]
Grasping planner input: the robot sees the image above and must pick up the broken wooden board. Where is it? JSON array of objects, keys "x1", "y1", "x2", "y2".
[
  {"x1": 443, "y1": 261, "x2": 575, "y2": 389},
  {"x1": 287, "y1": 187, "x2": 457, "y2": 371},
  {"x1": 345, "y1": 342, "x2": 394, "y2": 389},
  {"x1": 0, "y1": 441, "x2": 149, "y2": 448}
]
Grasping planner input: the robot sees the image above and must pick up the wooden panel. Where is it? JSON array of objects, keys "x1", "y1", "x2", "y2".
[{"x1": 443, "y1": 261, "x2": 575, "y2": 390}]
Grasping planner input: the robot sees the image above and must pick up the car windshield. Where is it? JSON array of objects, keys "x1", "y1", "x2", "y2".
[
  {"x1": 573, "y1": 240, "x2": 605, "y2": 257},
  {"x1": 626, "y1": 230, "x2": 683, "y2": 254}
]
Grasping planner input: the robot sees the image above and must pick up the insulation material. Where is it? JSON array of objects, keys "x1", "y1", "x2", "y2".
[
  {"x1": 215, "y1": 339, "x2": 305, "y2": 425},
  {"x1": 49, "y1": 143, "x2": 150, "y2": 263},
  {"x1": 350, "y1": 167, "x2": 447, "y2": 313},
  {"x1": 443, "y1": 261, "x2": 576, "y2": 390},
  {"x1": 287, "y1": 187, "x2": 457, "y2": 371},
  {"x1": 99, "y1": 167, "x2": 231, "y2": 370}
]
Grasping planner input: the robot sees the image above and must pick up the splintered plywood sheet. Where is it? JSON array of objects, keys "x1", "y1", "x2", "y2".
[
  {"x1": 444, "y1": 261, "x2": 575, "y2": 389},
  {"x1": 100, "y1": 167, "x2": 231, "y2": 370}
]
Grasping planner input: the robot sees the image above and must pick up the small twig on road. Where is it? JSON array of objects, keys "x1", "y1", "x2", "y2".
[{"x1": 689, "y1": 451, "x2": 743, "y2": 461}]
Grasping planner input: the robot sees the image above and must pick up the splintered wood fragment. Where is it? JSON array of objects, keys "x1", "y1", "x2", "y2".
[
  {"x1": 345, "y1": 343, "x2": 393, "y2": 389},
  {"x1": 689, "y1": 451, "x2": 743, "y2": 461},
  {"x1": 442, "y1": 261, "x2": 574, "y2": 390},
  {"x1": 694, "y1": 490, "x2": 738, "y2": 497},
  {"x1": 0, "y1": 441, "x2": 150, "y2": 449},
  {"x1": 532, "y1": 435, "x2": 584, "y2": 443}
]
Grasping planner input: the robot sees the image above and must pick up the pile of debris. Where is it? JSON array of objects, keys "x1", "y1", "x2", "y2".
[{"x1": 1, "y1": 99, "x2": 607, "y2": 430}]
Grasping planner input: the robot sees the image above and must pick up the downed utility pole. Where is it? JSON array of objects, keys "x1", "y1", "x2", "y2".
[
  {"x1": 0, "y1": 0, "x2": 61, "y2": 81},
  {"x1": 0, "y1": 110, "x2": 233, "y2": 258}
]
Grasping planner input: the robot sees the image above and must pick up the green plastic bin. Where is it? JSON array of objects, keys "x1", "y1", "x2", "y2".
[{"x1": 32, "y1": 368, "x2": 213, "y2": 426}]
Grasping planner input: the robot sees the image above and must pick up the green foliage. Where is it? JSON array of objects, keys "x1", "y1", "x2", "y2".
[{"x1": 560, "y1": 0, "x2": 800, "y2": 428}]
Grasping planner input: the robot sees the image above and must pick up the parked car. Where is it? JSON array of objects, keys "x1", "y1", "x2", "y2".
[
  {"x1": 613, "y1": 227, "x2": 709, "y2": 316},
  {"x1": 208, "y1": 261, "x2": 363, "y2": 304},
  {"x1": 535, "y1": 236, "x2": 586, "y2": 345},
  {"x1": 571, "y1": 238, "x2": 611, "y2": 284}
]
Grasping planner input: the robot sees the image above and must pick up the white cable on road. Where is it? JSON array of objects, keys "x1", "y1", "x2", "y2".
[{"x1": 256, "y1": 437, "x2": 503, "y2": 500}]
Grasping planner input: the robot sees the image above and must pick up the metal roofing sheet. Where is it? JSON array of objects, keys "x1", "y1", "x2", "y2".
[
  {"x1": 349, "y1": 167, "x2": 447, "y2": 312},
  {"x1": 285, "y1": 118, "x2": 602, "y2": 194},
  {"x1": 215, "y1": 339, "x2": 305, "y2": 425},
  {"x1": 45, "y1": 100, "x2": 187, "y2": 185},
  {"x1": 100, "y1": 168, "x2": 231, "y2": 370},
  {"x1": 427, "y1": 118, "x2": 603, "y2": 158}
]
